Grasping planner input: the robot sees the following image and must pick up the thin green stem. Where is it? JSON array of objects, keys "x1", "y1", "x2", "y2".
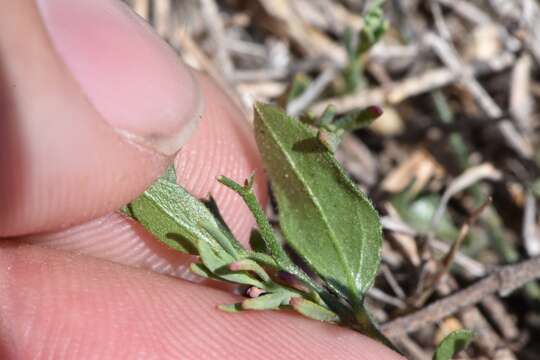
[{"x1": 218, "y1": 175, "x2": 324, "y2": 293}]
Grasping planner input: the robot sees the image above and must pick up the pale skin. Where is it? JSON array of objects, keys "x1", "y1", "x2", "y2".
[{"x1": 0, "y1": 0, "x2": 404, "y2": 358}]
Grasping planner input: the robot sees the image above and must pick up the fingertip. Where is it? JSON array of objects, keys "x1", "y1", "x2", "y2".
[
  {"x1": 38, "y1": 0, "x2": 204, "y2": 156},
  {"x1": 0, "y1": 0, "x2": 203, "y2": 236},
  {"x1": 23, "y1": 212, "x2": 215, "y2": 285},
  {"x1": 0, "y1": 244, "x2": 404, "y2": 360}
]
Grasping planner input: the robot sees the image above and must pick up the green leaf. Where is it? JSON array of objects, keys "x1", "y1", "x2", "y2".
[
  {"x1": 124, "y1": 166, "x2": 245, "y2": 260},
  {"x1": 124, "y1": 167, "x2": 227, "y2": 255},
  {"x1": 195, "y1": 234, "x2": 232, "y2": 271},
  {"x1": 242, "y1": 292, "x2": 289, "y2": 310},
  {"x1": 317, "y1": 105, "x2": 337, "y2": 127},
  {"x1": 343, "y1": 27, "x2": 356, "y2": 60},
  {"x1": 229, "y1": 259, "x2": 271, "y2": 283},
  {"x1": 433, "y1": 329, "x2": 474, "y2": 360},
  {"x1": 287, "y1": 73, "x2": 311, "y2": 104},
  {"x1": 392, "y1": 192, "x2": 459, "y2": 242},
  {"x1": 189, "y1": 263, "x2": 214, "y2": 279},
  {"x1": 254, "y1": 103, "x2": 382, "y2": 303},
  {"x1": 343, "y1": 58, "x2": 362, "y2": 93},
  {"x1": 218, "y1": 303, "x2": 243, "y2": 313},
  {"x1": 332, "y1": 106, "x2": 383, "y2": 132},
  {"x1": 200, "y1": 220, "x2": 242, "y2": 257},
  {"x1": 196, "y1": 237, "x2": 265, "y2": 288},
  {"x1": 357, "y1": 0, "x2": 387, "y2": 56},
  {"x1": 341, "y1": 1, "x2": 387, "y2": 93},
  {"x1": 289, "y1": 297, "x2": 339, "y2": 322}
]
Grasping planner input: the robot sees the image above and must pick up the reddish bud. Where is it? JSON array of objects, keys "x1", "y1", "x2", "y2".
[
  {"x1": 246, "y1": 287, "x2": 266, "y2": 298},
  {"x1": 367, "y1": 105, "x2": 383, "y2": 118}
]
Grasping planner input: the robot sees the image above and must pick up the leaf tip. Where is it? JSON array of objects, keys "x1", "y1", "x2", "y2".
[{"x1": 218, "y1": 303, "x2": 242, "y2": 313}]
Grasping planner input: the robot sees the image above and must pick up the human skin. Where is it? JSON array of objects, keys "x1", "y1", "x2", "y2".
[{"x1": 0, "y1": 0, "x2": 404, "y2": 358}]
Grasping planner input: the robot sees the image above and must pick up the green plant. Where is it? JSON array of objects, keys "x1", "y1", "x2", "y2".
[
  {"x1": 122, "y1": 103, "x2": 393, "y2": 348},
  {"x1": 342, "y1": 0, "x2": 387, "y2": 93}
]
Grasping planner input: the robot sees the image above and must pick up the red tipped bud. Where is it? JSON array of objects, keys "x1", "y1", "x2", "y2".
[
  {"x1": 246, "y1": 287, "x2": 266, "y2": 298},
  {"x1": 367, "y1": 105, "x2": 383, "y2": 118}
]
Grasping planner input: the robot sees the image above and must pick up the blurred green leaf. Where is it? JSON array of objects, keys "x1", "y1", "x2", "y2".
[
  {"x1": 289, "y1": 297, "x2": 339, "y2": 322},
  {"x1": 392, "y1": 192, "x2": 459, "y2": 241},
  {"x1": 332, "y1": 106, "x2": 383, "y2": 132},
  {"x1": 341, "y1": 0, "x2": 387, "y2": 93},
  {"x1": 357, "y1": 0, "x2": 387, "y2": 55},
  {"x1": 532, "y1": 179, "x2": 540, "y2": 199},
  {"x1": 242, "y1": 292, "x2": 289, "y2": 310},
  {"x1": 433, "y1": 329, "x2": 474, "y2": 360}
]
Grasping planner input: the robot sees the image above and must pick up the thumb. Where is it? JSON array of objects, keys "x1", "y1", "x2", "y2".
[{"x1": 0, "y1": 0, "x2": 202, "y2": 236}]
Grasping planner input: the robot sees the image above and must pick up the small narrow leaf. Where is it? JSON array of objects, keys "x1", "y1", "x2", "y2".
[
  {"x1": 333, "y1": 106, "x2": 383, "y2": 132},
  {"x1": 357, "y1": 0, "x2": 387, "y2": 56},
  {"x1": 242, "y1": 292, "x2": 288, "y2": 310},
  {"x1": 317, "y1": 104, "x2": 337, "y2": 127},
  {"x1": 343, "y1": 26, "x2": 356, "y2": 59},
  {"x1": 254, "y1": 103, "x2": 382, "y2": 302},
  {"x1": 197, "y1": 238, "x2": 265, "y2": 288},
  {"x1": 286, "y1": 73, "x2": 311, "y2": 104},
  {"x1": 218, "y1": 303, "x2": 243, "y2": 313},
  {"x1": 433, "y1": 329, "x2": 474, "y2": 360},
  {"x1": 289, "y1": 297, "x2": 339, "y2": 322},
  {"x1": 229, "y1": 259, "x2": 271, "y2": 283},
  {"x1": 200, "y1": 220, "x2": 241, "y2": 257},
  {"x1": 189, "y1": 263, "x2": 213, "y2": 279},
  {"x1": 197, "y1": 237, "x2": 231, "y2": 271}
]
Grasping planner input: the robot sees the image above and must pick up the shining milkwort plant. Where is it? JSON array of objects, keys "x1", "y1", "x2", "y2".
[
  {"x1": 122, "y1": 103, "x2": 391, "y2": 347},
  {"x1": 121, "y1": 103, "x2": 474, "y2": 356},
  {"x1": 120, "y1": 0, "x2": 395, "y2": 351}
]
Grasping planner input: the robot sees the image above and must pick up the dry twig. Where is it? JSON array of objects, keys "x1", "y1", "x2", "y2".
[
  {"x1": 430, "y1": 164, "x2": 502, "y2": 231},
  {"x1": 424, "y1": 32, "x2": 533, "y2": 158},
  {"x1": 415, "y1": 199, "x2": 492, "y2": 306},
  {"x1": 382, "y1": 256, "x2": 540, "y2": 337},
  {"x1": 311, "y1": 51, "x2": 515, "y2": 115}
]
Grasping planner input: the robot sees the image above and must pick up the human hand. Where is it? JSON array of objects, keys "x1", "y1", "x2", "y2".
[{"x1": 0, "y1": 0, "x2": 403, "y2": 358}]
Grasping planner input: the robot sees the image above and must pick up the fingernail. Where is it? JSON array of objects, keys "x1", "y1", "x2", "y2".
[{"x1": 37, "y1": 0, "x2": 202, "y2": 155}]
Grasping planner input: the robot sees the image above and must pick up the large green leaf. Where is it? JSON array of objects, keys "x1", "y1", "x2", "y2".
[
  {"x1": 123, "y1": 167, "x2": 238, "y2": 256},
  {"x1": 254, "y1": 103, "x2": 382, "y2": 302}
]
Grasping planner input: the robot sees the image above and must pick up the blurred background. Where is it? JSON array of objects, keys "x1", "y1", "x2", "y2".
[{"x1": 123, "y1": 1, "x2": 540, "y2": 359}]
